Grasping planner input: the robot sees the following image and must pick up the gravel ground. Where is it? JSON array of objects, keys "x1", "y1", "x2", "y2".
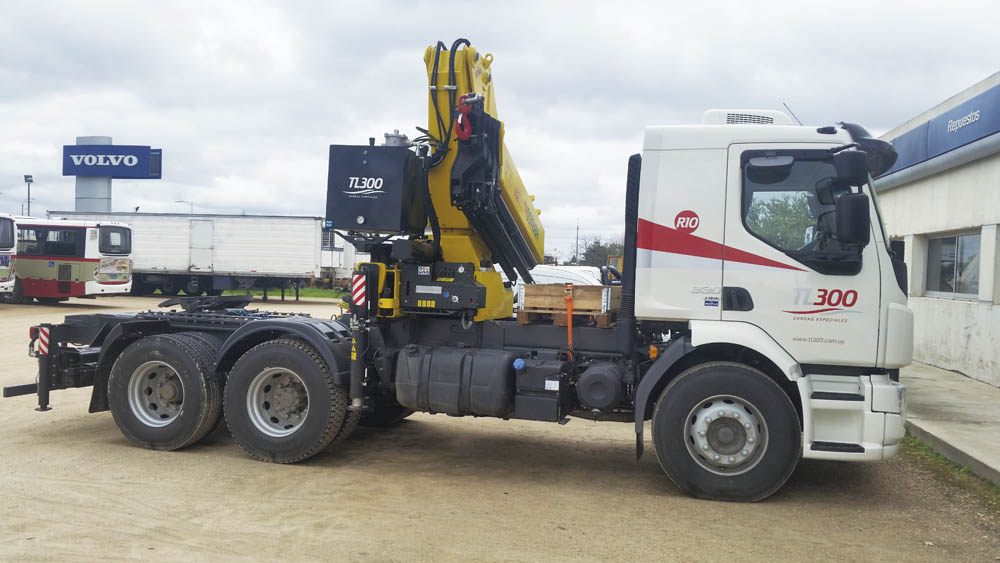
[{"x1": 1, "y1": 296, "x2": 997, "y2": 562}]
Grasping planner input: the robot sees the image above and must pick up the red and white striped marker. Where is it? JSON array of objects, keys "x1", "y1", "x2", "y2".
[
  {"x1": 351, "y1": 274, "x2": 366, "y2": 307},
  {"x1": 38, "y1": 327, "x2": 50, "y2": 356}
]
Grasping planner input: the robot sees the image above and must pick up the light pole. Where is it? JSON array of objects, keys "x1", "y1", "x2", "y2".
[
  {"x1": 24, "y1": 175, "x2": 33, "y2": 216},
  {"x1": 175, "y1": 200, "x2": 194, "y2": 214}
]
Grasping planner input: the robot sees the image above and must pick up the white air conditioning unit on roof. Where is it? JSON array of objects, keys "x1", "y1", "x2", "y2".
[{"x1": 702, "y1": 109, "x2": 795, "y2": 126}]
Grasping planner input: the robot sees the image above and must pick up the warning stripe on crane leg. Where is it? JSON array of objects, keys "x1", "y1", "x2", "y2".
[
  {"x1": 352, "y1": 275, "x2": 366, "y2": 306},
  {"x1": 38, "y1": 327, "x2": 49, "y2": 355}
]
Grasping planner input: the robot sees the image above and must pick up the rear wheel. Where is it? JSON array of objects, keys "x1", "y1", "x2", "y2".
[
  {"x1": 652, "y1": 362, "x2": 800, "y2": 502},
  {"x1": 224, "y1": 339, "x2": 348, "y2": 463},
  {"x1": 108, "y1": 333, "x2": 223, "y2": 450},
  {"x1": 130, "y1": 279, "x2": 153, "y2": 296},
  {"x1": 183, "y1": 278, "x2": 204, "y2": 296},
  {"x1": 159, "y1": 277, "x2": 180, "y2": 296}
]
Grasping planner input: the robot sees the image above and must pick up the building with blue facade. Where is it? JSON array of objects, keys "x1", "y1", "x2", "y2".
[{"x1": 876, "y1": 71, "x2": 1000, "y2": 386}]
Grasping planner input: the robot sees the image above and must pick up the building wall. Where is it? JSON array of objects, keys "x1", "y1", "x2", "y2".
[
  {"x1": 878, "y1": 151, "x2": 1000, "y2": 236},
  {"x1": 877, "y1": 151, "x2": 1000, "y2": 386}
]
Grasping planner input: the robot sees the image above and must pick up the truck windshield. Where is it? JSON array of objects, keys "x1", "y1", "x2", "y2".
[
  {"x1": 0, "y1": 218, "x2": 13, "y2": 250},
  {"x1": 99, "y1": 226, "x2": 132, "y2": 255}
]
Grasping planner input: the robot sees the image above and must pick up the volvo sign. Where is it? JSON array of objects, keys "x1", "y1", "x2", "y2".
[{"x1": 62, "y1": 144, "x2": 162, "y2": 179}]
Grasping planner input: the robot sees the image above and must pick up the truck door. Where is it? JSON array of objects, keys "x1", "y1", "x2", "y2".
[
  {"x1": 189, "y1": 219, "x2": 214, "y2": 272},
  {"x1": 722, "y1": 145, "x2": 881, "y2": 366}
]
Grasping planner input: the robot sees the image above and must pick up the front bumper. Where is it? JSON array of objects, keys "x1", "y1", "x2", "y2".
[{"x1": 798, "y1": 373, "x2": 906, "y2": 461}]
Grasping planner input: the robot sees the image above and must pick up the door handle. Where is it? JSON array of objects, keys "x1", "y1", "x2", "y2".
[{"x1": 723, "y1": 287, "x2": 754, "y2": 312}]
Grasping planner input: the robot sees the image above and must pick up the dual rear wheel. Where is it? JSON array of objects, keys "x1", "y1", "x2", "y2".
[{"x1": 108, "y1": 336, "x2": 358, "y2": 461}]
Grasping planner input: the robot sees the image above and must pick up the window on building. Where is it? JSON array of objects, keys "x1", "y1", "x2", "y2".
[{"x1": 926, "y1": 232, "x2": 980, "y2": 297}]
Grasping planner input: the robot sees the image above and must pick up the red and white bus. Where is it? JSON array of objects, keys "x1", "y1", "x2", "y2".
[
  {"x1": 0, "y1": 218, "x2": 133, "y2": 304},
  {"x1": 0, "y1": 213, "x2": 14, "y2": 296}
]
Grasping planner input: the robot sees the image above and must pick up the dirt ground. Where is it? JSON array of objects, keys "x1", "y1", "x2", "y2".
[{"x1": 1, "y1": 296, "x2": 997, "y2": 562}]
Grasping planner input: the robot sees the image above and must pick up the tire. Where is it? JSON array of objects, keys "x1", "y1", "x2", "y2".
[
  {"x1": 159, "y1": 278, "x2": 180, "y2": 296},
  {"x1": 108, "y1": 333, "x2": 223, "y2": 450},
  {"x1": 0, "y1": 279, "x2": 25, "y2": 304},
  {"x1": 130, "y1": 279, "x2": 148, "y2": 296},
  {"x1": 331, "y1": 410, "x2": 361, "y2": 446},
  {"x1": 183, "y1": 278, "x2": 204, "y2": 296},
  {"x1": 651, "y1": 361, "x2": 801, "y2": 502},
  {"x1": 206, "y1": 288, "x2": 224, "y2": 296},
  {"x1": 358, "y1": 396, "x2": 414, "y2": 428},
  {"x1": 224, "y1": 338, "x2": 348, "y2": 463}
]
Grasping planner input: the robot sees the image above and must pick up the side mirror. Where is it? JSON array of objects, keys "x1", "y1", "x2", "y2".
[
  {"x1": 833, "y1": 151, "x2": 870, "y2": 186},
  {"x1": 836, "y1": 193, "x2": 870, "y2": 246}
]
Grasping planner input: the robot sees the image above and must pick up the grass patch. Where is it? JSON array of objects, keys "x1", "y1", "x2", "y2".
[
  {"x1": 900, "y1": 435, "x2": 1000, "y2": 512},
  {"x1": 222, "y1": 288, "x2": 348, "y2": 299}
]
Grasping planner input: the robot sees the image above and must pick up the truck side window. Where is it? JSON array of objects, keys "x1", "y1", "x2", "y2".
[
  {"x1": 745, "y1": 152, "x2": 864, "y2": 246},
  {"x1": 741, "y1": 150, "x2": 864, "y2": 275}
]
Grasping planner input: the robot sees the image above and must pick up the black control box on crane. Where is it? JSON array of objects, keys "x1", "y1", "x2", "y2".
[{"x1": 325, "y1": 144, "x2": 426, "y2": 235}]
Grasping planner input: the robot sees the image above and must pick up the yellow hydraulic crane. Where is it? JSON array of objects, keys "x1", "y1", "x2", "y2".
[
  {"x1": 327, "y1": 38, "x2": 544, "y2": 322},
  {"x1": 422, "y1": 40, "x2": 544, "y2": 319}
]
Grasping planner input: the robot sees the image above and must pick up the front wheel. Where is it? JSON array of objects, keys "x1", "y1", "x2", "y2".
[{"x1": 652, "y1": 362, "x2": 801, "y2": 502}]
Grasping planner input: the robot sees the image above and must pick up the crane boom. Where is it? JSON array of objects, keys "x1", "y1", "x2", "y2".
[{"x1": 326, "y1": 38, "x2": 544, "y2": 321}]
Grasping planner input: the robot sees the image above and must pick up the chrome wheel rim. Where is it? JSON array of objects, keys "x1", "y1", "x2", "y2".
[
  {"x1": 684, "y1": 394, "x2": 768, "y2": 476},
  {"x1": 128, "y1": 361, "x2": 184, "y2": 427},
  {"x1": 246, "y1": 367, "x2": 310, "y2": 437}
]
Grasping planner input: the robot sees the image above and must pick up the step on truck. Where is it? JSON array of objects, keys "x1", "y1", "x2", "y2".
[{"x1": 4, "y1": 38, "x2": 912, "y2": 501}]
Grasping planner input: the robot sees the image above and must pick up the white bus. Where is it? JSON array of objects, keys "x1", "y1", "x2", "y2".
[
  {"x1": 1, "y1": 218, "x2": 133, "y2": 304},
  {"x1": 0, "y1": 213, "x2": 14, "y2": 295}
]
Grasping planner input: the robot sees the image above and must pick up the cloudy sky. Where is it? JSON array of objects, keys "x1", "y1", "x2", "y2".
[{"x1": 1, "y1": 0, "x2": 997, "y2": 260}]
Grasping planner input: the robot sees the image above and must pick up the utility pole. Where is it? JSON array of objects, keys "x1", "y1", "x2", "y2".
[
  {"x1": 24, "y1": 175, "x2": 33, "y2": 216},
  {"x1": 175, "y1": 200, "x2": 194, "y2": 214},
  {"x1": 575, "y1": 219, "x2": 579, "y2": 265}
]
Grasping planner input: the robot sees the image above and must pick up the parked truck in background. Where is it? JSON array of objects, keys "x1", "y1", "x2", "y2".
[
  {"x1": 6, "y1": 39, "x2": 912, "y2": 502},
  {"x1": 47, "y1": 212, "x2": 323, "y2": 298},
  {"x1": 320, "y1": 229, "x2": 369, "y2": 289}
]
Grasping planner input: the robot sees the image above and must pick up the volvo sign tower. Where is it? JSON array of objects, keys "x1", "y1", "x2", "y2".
[{"x1": 62, "y1": 136, "x2": 162, "y2": 212}]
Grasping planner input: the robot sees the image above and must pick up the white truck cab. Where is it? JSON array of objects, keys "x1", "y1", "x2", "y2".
[
  {"x1": 0, "y1": 213, "x2": 14, "y2": 295},
  {"x1": 635, "y1": 110, "x2": 912, "y2": 461}
]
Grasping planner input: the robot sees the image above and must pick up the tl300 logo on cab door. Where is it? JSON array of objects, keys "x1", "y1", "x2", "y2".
[{"x1": 784, "y1": 288, "x2": 861, "y2": 321}]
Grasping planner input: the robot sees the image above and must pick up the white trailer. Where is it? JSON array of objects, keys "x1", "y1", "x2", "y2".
[{"x1": 47, "y1": 211, "x2": 323, "y2": 298}]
